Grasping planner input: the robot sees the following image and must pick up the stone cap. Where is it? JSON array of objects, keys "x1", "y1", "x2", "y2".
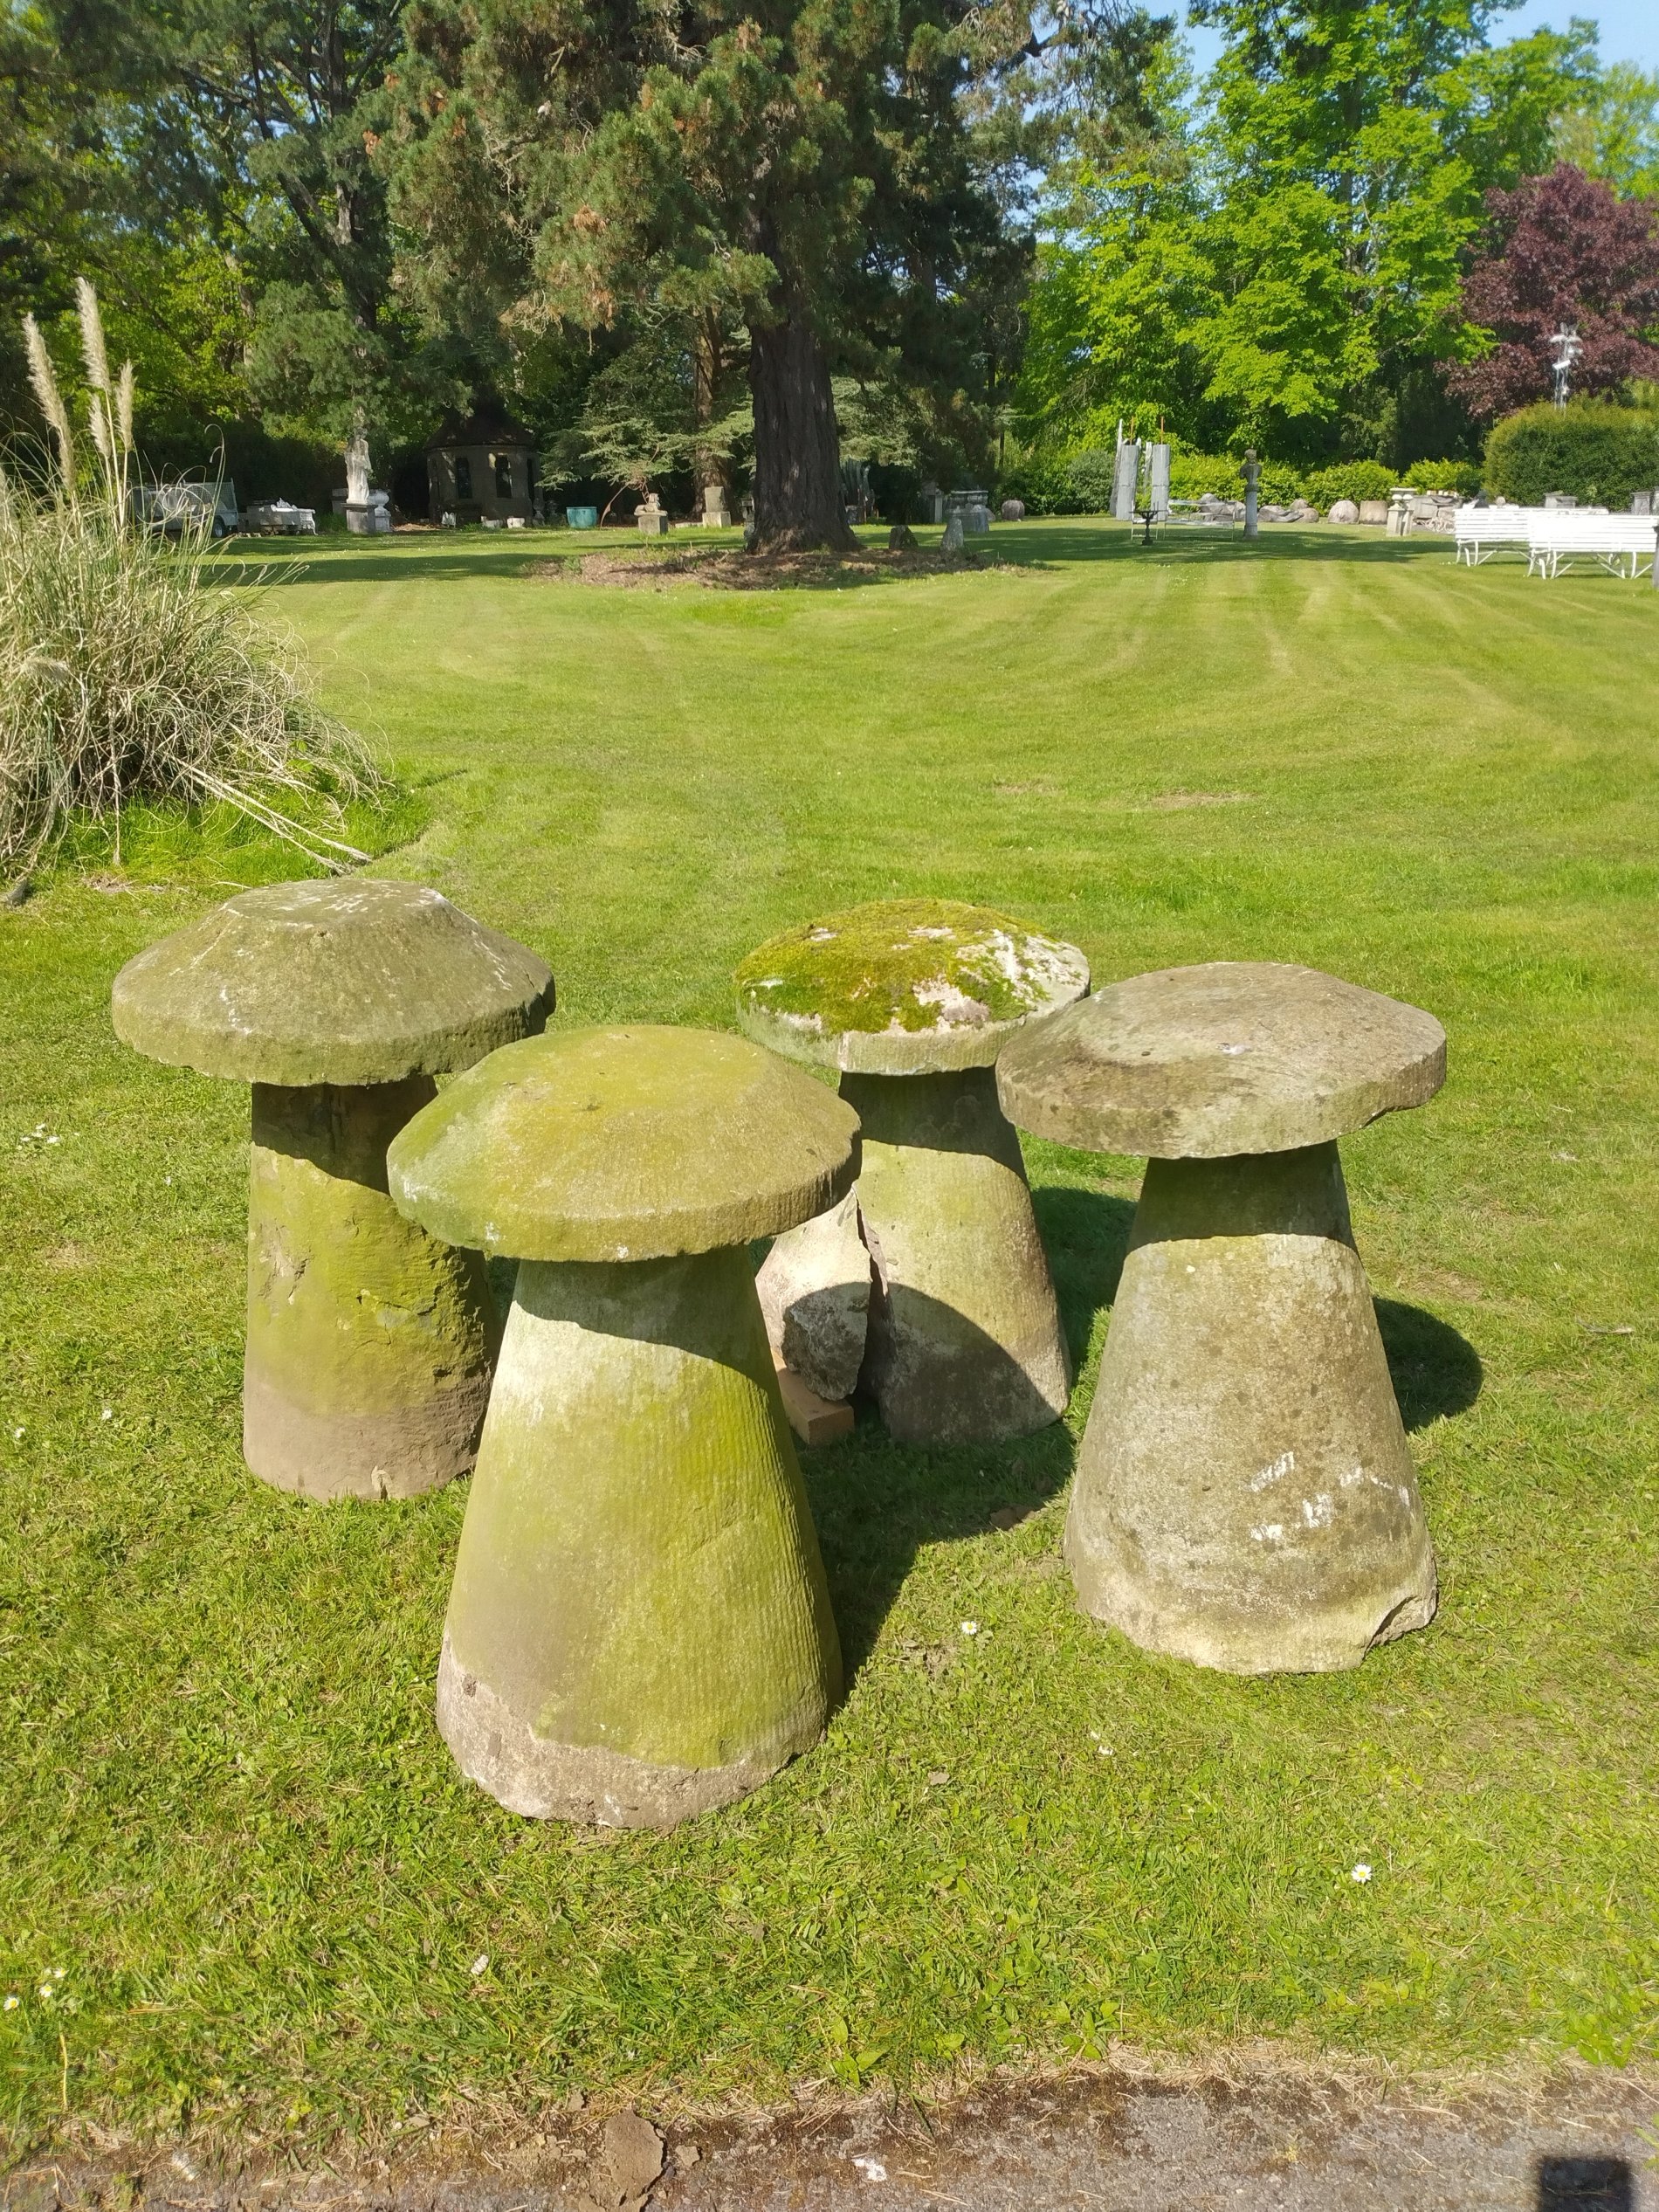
[
  {"x1": 387, "y1": 1025, "x2": 861, "y2": 1262},
  {"x1": 110, "y1": 879, "x2": 554, "y2": 1087},
  {"x1": 734, "y1": 899, "x2": 1090, "y2": 1075},
  {"x1": 996, "y1": 961, "x2": 1444, "y2": 1159}
]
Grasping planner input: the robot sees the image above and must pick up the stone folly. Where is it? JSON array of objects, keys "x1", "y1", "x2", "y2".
[
  {"x1": 736, "y1": 900, "x2": 1089, "y2": 1445},
  {"x1": 387, "y1": 1024, "x2": 857, "y2": 1828},
  {"x1": 111, "y1": 880, "x2": 554, "y2": 1500},
  {"x1": 998, "y1": 961, "x2": 1443, "y2": 1674}
]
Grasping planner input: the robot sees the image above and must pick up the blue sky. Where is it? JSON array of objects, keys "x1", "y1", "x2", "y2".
[{"x1": 1180, "y1": 3, "x2": 1659, "y2": 76}]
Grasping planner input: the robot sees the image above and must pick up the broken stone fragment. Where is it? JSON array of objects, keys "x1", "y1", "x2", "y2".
[
  {"x1": 998, "y1": 960, "x2": 1445, "y2": 1674},
  {"x1": 756, "y1": 1187, "x2": 871, "y2": 1401},
  {"x1": 388, "y1": 1024, "x2": 858, "y2": 1826},
  {"x1": 590, "y1": 2108, "x2": 664, "y2": 2212},
  {"x1": 111, "y1": 879, "x2": 553, "y2": 1499}
]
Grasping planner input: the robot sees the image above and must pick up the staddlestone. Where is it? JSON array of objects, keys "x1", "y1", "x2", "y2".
[{"x1": 757, "y1": 1189, "x2": 871, "y2": 1401}]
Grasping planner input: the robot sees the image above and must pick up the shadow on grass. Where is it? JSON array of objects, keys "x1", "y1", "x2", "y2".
[
  {"x1": 804, "y1": 1187, "x2": 1132, "y2": 1680},
  {"x1": 1375, "y1": 1298, "x2": 1483, "y2": 1430}
]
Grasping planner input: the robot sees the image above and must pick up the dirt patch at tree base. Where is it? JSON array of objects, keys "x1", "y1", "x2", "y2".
[
  {"x1": 7, "y1": 2053, "x2": 1656, "y2": 2211},
  {"x1": 533, "y1": 546, "x2": 1001, "y2": 591}
]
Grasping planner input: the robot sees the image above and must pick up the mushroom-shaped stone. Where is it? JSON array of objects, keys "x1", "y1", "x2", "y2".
[
  {"x1": 737, "y1": 899, "x2": 1089, "y2": 1444},
  {"x1": 998, "y1": 961, "x2": 1444, "y2": 1674},
  {"x1": 111, "y1": 879, "x2": 553, "y2": 1500},
  {"x1": 387, "y1": 1025, "x2": 857, "y2": 1827}
]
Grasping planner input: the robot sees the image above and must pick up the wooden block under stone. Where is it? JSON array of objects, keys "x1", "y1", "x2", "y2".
[{"x1": 774, "y1": 1357, "x2": 855, "y2": 1447}]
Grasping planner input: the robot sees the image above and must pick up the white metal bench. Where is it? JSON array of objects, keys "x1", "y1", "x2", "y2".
[
  {"x1": 1454, "y1": 506, "x2": 1537, "y2": 564},
  {"x1": 1525, "y1": 513, "x2": 1659, "y2": 580}
]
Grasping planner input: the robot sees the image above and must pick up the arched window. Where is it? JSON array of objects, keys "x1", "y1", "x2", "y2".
[
  {"x1": 495, "y1": 453, "x2": 514, "y2": 500},
  {"x1": 455, "y1": 454, "x2": 473, "y2": 501}
]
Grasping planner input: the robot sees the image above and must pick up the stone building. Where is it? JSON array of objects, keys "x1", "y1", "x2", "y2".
[{"x1": 425, "y1": 408, "x2": 537, "y2": 524}]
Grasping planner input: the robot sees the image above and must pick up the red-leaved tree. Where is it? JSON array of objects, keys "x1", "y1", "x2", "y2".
[{"x1": 1450, "y1": 164, "x2": 1659, "y2": 419}]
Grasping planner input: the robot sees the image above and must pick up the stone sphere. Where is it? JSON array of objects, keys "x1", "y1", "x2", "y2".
[
  {"x1": 1001, "y1": 499, "x2": 1026, "y2": 521},
  {"x1": 1328, "y1": 498, "x2": 1360, "y2": 524}
]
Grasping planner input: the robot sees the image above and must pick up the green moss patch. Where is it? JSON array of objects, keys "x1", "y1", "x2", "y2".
[{"x1": 735, "y1": 899, "x2": 1085, "y2": 1038}]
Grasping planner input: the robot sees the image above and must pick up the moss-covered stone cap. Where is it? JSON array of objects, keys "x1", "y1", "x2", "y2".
[
  {"x1": 734, "y1": 899, "x2": 1090, "y2": 1074},
  {"x1": 996, "y1": 961, "x2": 1445, "y2": 1160},
  {"x1": 387, "y1": 1025, "x2": 860, "y2": 1263},
  {"x1": 111, "y1": 879, "x2": 554, "y2": 1088}
]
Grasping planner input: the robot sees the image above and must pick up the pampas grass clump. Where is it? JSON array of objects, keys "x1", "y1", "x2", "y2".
[{"x1": 1, "y1": 280, "x2": 379, "y2": 874}]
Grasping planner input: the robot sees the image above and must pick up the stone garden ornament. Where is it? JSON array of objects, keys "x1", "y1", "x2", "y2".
[
  {"x1": 111, "y1": 879, "x2": 553, "y2": 1500},
  {"x1": 736, "y1": 899, "x2": 1089, "y2": 1444},
  {"x1": 387, "y1": 1024, "x2": 857, "y2": 1827},
  {"x1": 998, "y1": 961, "x2": 1444, "y2": 1674}
]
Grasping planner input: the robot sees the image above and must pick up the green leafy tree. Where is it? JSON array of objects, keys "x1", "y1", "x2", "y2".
[
  {"x1": 1555, "y1": 62, "x2": 1659, "y2": 203},
  {"x1": 387, "y1": 0, "x2": 1029, "y2": 548},
  {"x1": 155, "y1": 1, "x2": 447, "y2": 503},
  {"x1": 1018, "y1": 0, "x2": 1596, "y2": 465}
]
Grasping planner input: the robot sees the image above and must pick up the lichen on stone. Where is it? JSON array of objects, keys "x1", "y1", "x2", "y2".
[{"x1": 734, "y1": 899, "x2": 1088, "y2": 1041}]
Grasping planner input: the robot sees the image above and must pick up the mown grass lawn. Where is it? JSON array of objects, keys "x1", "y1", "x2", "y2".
[{"x1": 2, "y1": 519, "x2": 1656, "y2": 2150}]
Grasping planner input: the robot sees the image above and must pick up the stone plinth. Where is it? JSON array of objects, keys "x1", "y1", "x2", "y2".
[
  {"x1": 111, "y1": 879, "x2": 553, "y2": 1498},
  {"x1": 736, "y1": 899, "x2": 1088, "y2": 1444},
  {"x1": 389, "y1": 1024, "x2": 858, "y2": 1826},
  {"x1": 998, "y1": 960, "x2": 1445, "y2": 1673}
]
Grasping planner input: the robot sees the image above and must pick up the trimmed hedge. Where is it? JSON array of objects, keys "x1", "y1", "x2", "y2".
[
  {"x1": 1302, "y1": 461, "x2": 1396, "y2": 509},
  {"x1": 1405, "y1": 458, "x2": 1482, "y2": 494},
  {"x1": 1484, "y1": 403, "x2": 1659, "y2": 508}
]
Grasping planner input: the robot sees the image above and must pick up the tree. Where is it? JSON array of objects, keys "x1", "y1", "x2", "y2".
[
  {"x1": 1554, "y1": 62, "x2": 1659, "y2": 203},
  {"x1": 387, "y1": 0, "x2": 1026, "y2": 549},
  {"x1": 1449, "y1": 163, "x2": 1659, "y2": 419},
  {"x1": 1018, "y1": 0, "x2": 1598, "y2": 465},
  {"x1": 155, "y1": 1, "x2": 443, "y2": 503}
]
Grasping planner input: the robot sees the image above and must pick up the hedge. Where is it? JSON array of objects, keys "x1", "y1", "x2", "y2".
[{"x1": 1484, "y1": 403, "x2": 1659, "y2": 508}]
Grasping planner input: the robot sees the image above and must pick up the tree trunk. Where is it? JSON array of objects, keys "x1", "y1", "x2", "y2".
[
  {"x1": 692, "y1": 313, "x2": 724, "y2": 495},
  {"x1": 747, "y1": 313, "x2": 856, "y2": 553}
]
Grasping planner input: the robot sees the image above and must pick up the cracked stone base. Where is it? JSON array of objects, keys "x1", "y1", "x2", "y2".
[
  {"x1": 436, "y1": 1636, "x2": 809, "y2": 1827},
  {"x1": 1068, "y1": 1143, "x2": 1437, "y2": 1674}
]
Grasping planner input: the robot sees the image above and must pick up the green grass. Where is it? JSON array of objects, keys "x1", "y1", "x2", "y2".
[{"x1": 3, "y1": 520, "x2": 1657, "y2": 2149}]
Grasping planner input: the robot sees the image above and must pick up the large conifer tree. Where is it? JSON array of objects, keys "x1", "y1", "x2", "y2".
[{"x1": 388, "y1": 0, "x2": 1011, "y2": 548}]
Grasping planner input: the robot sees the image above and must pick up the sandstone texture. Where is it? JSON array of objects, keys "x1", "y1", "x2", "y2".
[
  {"x1": 111, "y1": 877, "x2": 554, "y2": 1087},
  {"x1": 388, "y1": 1025, "x2": 860, "y2": 1263},
  {"x1": 997, "y1": 960, "x2": 1445, "y2": 1161},
  {"x1": 848, "y1": 1068, "x2": 1070, "y2": 1444},
  {"x1": 244, "y1": 1078, "x2": 497, "y2": 1499},
  {"x1": 437, "y1": 1248, "x2": 842, "y2": 1826},
  {"x1": 1065, "y1": 1144, "x2": 1436, "y2": 1672}
]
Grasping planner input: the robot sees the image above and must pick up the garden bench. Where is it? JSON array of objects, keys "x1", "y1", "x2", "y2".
[
  {"x1": 1525, "y1": 512, "x2": 1659, "y2": 580},
  {"x1": 1453, "y1": 506, "x2": 1536, "y2": 564}
]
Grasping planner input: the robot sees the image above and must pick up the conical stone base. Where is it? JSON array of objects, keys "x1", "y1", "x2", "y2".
[
  {"x1": 1067, "y1": 1142, "x2": 1436, "y2": 1673},
  {"x1": 244, "y1": 1078, "x2": 498, "y2": 1500},
  {"x1": 842, "y1": 1068, "x2": 1070, "y2": 1444},
  {"x1": 437, "y1": 1246, "x2": 842, "y2": 1827}
]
